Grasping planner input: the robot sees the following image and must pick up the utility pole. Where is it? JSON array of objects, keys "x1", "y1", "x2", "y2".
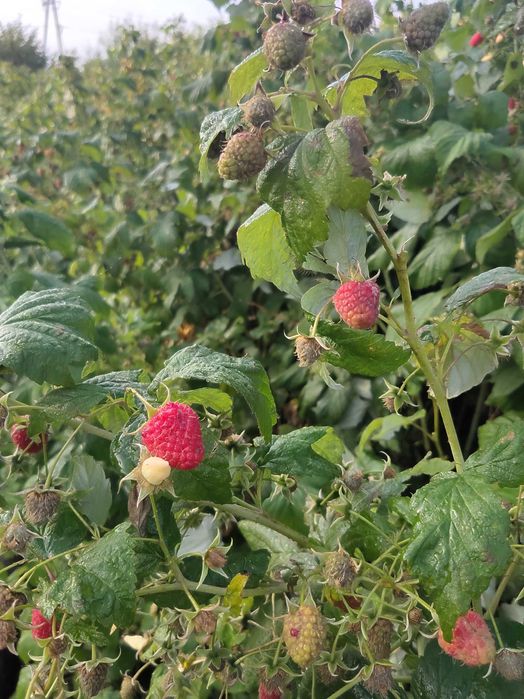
[{"x1": 42, "y1": 0, "x2": 63, "y2": 55}]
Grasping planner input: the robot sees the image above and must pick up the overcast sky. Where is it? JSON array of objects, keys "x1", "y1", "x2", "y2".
[{"x1": 2, "y1": 0, "x2": 222, "y2": 56}]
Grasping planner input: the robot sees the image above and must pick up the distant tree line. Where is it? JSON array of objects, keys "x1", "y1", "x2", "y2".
[{"x1": 0, "y1": 21, "x2": 46, "y2": 70}]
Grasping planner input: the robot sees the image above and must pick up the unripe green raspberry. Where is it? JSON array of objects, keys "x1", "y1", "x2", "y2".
[
  {"x1": 283, "y1": 604, "x2": 327, "y2": 667},
  {"x1": 340, "y1": 0, "x2": 374, "y2": 35},
  {"x1": 291, "y1": 1, "x2": 316, "y2": 25},
  {"x1": 323, "y1": 550, "x2": 358, "y2": 589},
  {"x1": 264, "y1": 22, "x2": 307, "y2": 71},
  {"x1": 401, "y1": 2, "x2": 450, "y2": 52},
  {"x1": 218, "y1": 132, "x2": 267, "y2": 181},
  {"x1": 120, "y1": 675, "x2": 141, "y2": 698},
  {"x1": 243, "y1": 93, "x2": 275, "y2": 129}
]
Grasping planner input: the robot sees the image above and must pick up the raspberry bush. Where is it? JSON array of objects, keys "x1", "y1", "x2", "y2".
[{"x1": 1, "y1": 1, "x2": 523, "y2": 697}]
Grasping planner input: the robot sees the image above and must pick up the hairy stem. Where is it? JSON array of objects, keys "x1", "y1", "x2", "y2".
[
  {"x1": 136, "y1": 580, "x2": 286, "y2": 598},
  {"x1": 365, "y1": 203, "x2": 464, "y2": 469},
  {"x1": 200, "y1": 501, "x2": 312, "y2": 548}
]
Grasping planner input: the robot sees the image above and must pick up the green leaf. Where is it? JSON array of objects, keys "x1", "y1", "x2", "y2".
[
  {"x1": 111, "y1": 414, "x2": 142, "y2": 475},
  {"x1": 71, "y1": 455, "x2": 112, "y2": 526},
  {"x1": 258, "y1": 120, "x2": 372, "y2": 261},
  {"x1": 43, "y1": 505, "x2": 87, "y2": 556},
  {"x1": 465, "y1": 417, "x2": 524, "y2": 488},
  {"x1": 238, "y1": 521, "x2": 300, "y2": 554},
  {"x1": 475, "y1": 211, "x2": 519, "y2": 264},
  {"x1": 324, "y1": 208, "x2": 369, "y2": 276},
  {"x1": 403, "y1": 457, "x2": 454, "y2": 477},
  {"x1": 257, "y1": 427, "x2": 341, "y2": 490},
  {"x1": 290, "y1": 94, "x2": 314, "y2": 131},
  {"x1": 151, "y1": 345, "x2": 277, "y2": 442},
  {"x1": 330, "y1": 50, "x2": 433, "y2": 121},
  {"x1": 170, "y1": 387, "x2": 233, "y2": 414},
  {"x1": 382, "y1": 135, "x2": 437, "y2": 189},
  {"x1": 84, "y1": 370, "x2": 145, "y2": 397},
  {"x1": 172, "y1": 446, "x2": 232, "y2": 504},
  {"x1": 198, "y1": 107, "x2": 243, "y2": 176},
  {"x1": 358, "y1": 409, "x2": 426, "y2": 453},
  {"x1": 405, "y1": 473, "x2": 511, "y2": 635},
  {"x1": 318, "y1": 321, "x2": 410, "y2": 378},
  {"x1": 387, "y1": 189, "x2": 432, "y2": 224},
  {"x1": 42, "y1": 524, "x2": 137, "y2": 634},
  {"x1": 429, "y1": 121, "x2": 494, "y2": 174},
  {"x1": 300, "y1": 281, "x2": 339, "y2": 315},
  {"x1": 237, "y1": 205, "x2": 300, "y2": 296},
  {"x1": 412, "y1": 641, "x2": 522, "y2": 699},
  {"x1": 445, "y1": 267, "x2": 524, "y2": 311},
  {"x1": 16, "y1": 209, "x2": 75, "y2": 256},
  {"x1": 228, "y1": 48, "x2": 268, "y2": 103},
  {"x1": 37, "y1": 384, "x2": 108, "y2": 423},
  {"x1": 410, "y1": 230, "x2": 461, "y2": 290},
  {"x1": 0, "y1": 288, "x2": 98, "y2": 385},
  {"x1": 442, "y1": 324, "x2": 500, "y2": 399}
]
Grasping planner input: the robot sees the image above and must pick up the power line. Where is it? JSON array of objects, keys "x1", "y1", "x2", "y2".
[{"x1": 42, "y1": 0, "x2": 63, "y2": 54}]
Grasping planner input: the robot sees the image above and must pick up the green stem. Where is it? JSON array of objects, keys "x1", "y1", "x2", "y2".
[
  {"x1": 74, "y1": 420, "x2": 114, "y2": 441},
  {"x1": 44, "y1": 422, "x2": 83, "y2": 488},
  {"x1": 487, "y1": 555, "x2": 518, "y2": 617},
  {"x1": 200, "y1": 501, "x2": 312, "y2": 549},
  {"x1": 365, "y1": 204, "x2": 464, "y2": 470},
  {"x1": 149, "y1": 494, "x2": 200, "y2": 612},
  {"x1": 325, "y1": 668, "x2": 367, "y2": 699},
  {"x1": 304, "y1": 57, "x2": 337, "y2": 120},
  {"x1": 136, "y1": 580, "x2": 286, "y2": 598},
  {"x1": 13, "y1": 544, "x2": 87, "y2": 589}
]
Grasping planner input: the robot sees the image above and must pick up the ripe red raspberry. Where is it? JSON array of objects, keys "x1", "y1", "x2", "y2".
[
  {"x1": 258, "y1": 681, "x2": 282, "y2": 699},
  {"x1": 469, "y1": 32, "x2": 484, "y2": 47},
  {"x1": 141, "y1": 402, "x2": 204, "y2": 470},
  {"x1": 333, "y1": 279, "x2": 380, "y2": 329},
  {"x1": 10, "y1": 418, "x2": 47, "y2": 454},
  {"x1": 31, "y1": 609, "x2": 53, "y2": 640},
  {"x1": 437, "y1": 610, "x2": 496, "y2": 666}
]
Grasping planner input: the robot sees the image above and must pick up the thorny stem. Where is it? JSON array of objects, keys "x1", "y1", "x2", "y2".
[
  {"x1": 44, "y1": 422, "x2": 83, "y2": 488},
  {"x1": 365, "y1": 203, "x2": 464, "y2": 470}
]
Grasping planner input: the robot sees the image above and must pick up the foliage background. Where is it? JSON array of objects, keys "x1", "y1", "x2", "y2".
[{"x1": 0, "y1": 0, "x2": 523, "y2": 696}]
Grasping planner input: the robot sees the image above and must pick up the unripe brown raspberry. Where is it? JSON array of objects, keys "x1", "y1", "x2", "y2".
[
  {"x1": 264, "y1": 22, "x2": 307, "y2": 71},
  {"x1": 291, "y1": 1, "x2": 316, "y2": 25},
  {"x1": 340, "y1": 0, "x2": 374, "y2": 34},
  {"x1": 505, "y1": 281, "x2": 524, "y2": 307},
  {"x1": 494, "y1": 649, "x2": 524, "y2": 681},
  {"x1": 193, "y1": 609, "x2": 217, "y2": 635},
  {"x1": 401, "y1": 2, "x2": 450, "y2": 52},
  {"x1": 24, "y1": 488, "x2": 60, "y2": 525},
  {"x1": 294, "y1": 336, "x2": 324, "y2": 367},
  {"x1": 408, "y1": 607, "x2": 423, "y2": 625},
  {"x1": 367, "y1": 619, "x2": 393, "y2": 660},
  {"x1": 218, "y1": 132, "x2": 267, "y2": 181},
  {"x1": 316, "y1": 663, "x2": 337, "y2": 685},
  {"x1": 344, "y1": 467, "x2": 364, "y2": 492},
  {"x1": 242, "y1": 92, "x2": 275, "y2": 129},
  {"x1": 0, "y1": 585, "x2": 26, "y2": 614},
  {"x1": 205, "y1": 548, "x2": 227, "y2": 569},
  {"x1": 283, "y1": 604, "x2": 327, "y2": 667},
  {"x1": 0, "y1": 620, "x2": 17, "y2": 650},
  {"x1": 49, "y1": 636, "x2": 68, "y2": 657},
  {"x1": 2, "y1": 522, "x2": 32, "y2": 553},
  {"x1": 77, "y1": 663, "x2": 108, "y2": 697},
  {"x1": 363, "y1": 664, "x2": 394, "y2": 697},
  {"x1": 323, "y1": 550, "x2": 358, "y2": 589}
]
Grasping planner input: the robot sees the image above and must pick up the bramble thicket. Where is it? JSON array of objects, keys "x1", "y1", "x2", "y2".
[{"x1": 0, "y1": 1, "x2": 523, "y2": 697}]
